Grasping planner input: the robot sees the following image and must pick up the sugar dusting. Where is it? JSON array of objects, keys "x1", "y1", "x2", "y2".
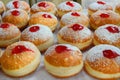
[
  {"x1": 61, "y1": 12, "x2": 88, "y2": 26},
  {"x1": 0, "y1": 24, "x2": 20, "y2": 39},
  {"x1": 31, "y1": 1, "x2": 54, "y2": 11},
  {"x1": 58, "y1": 25, "x2": 92, "y2": 40},
  {"x1": 2, "y1": 9, "x2": 28, "y2": 18},
  {"x1": 6, "y1": 0, "x2": 19, "y2": 9},
  {"x1": 94, "y1": 24, "x2": 120, "y2": 43},
  {"x1": 57, "y1": 1, "x2": 82, "y2": 11},
  {"x1": 88, "y1": 1, "x2": 112, "y2": 11},
  {"x1": 21, "y1": 24, "x2": 53, "y2": 41},
  {"x1": 86, "y1": 44, "x2": 120, "y2": 64},
  {"x1": 6, "y1": 0, "x2": 26, "y2": 9}
]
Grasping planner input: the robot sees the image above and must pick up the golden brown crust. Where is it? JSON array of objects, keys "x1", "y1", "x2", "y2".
[
  {"x1": 84, "y1": 66, "x2": 119, "y2": 80},
  {"x1": 29, "y1": 13, "x2": 58, "y2": 30},
  {"x1": 1, "y1": 62, "x2": 40, "y2": 78},
  {"x1": 93, "y1": 33, "x2": 120, "y2": 47},
  {"x1": 115, "y1": 3, "x2": 120, "y2": 15},
  {"x1": 1, "y1": 51, "x2": 35, "y2": 70},
  {"x1": 30, "y1": 1, "x2": 56, "y2": 14},
  {"x1": 90, "y1": 10, "x2": 120, "y2": 30},
  {"x1": 0, "y1": 41, "x2": 40, "y2": 70},
  {"x1": 85, "y1": 58, "x2": 120, "y2": 74},
  {"x1": 29, "y1": 16, "x2": 57, "y2": 28},
  {"x1": 45, "y1": 50, "x2": 82, "y2": 67},
  {"x1": 2, "y1": 9, "x2": 29, "y2": 29}
]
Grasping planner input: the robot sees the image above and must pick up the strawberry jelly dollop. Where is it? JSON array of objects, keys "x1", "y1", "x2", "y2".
[
  {"x1": 106, "y1": 26, "x2": 119, "y2": 33},
  {"x1": 71, "y1": 12, "x2": 80, "y2": 16},
  {"x1": 42, "y1": 14, "x2": 52, "y2": 18},
  {"x1": 100, "y1": 13, "x2": 109, "y2": 18},
  {"x1": 11, "y1": 10, "x2": 20, "y2": 16},
  {"x1": 29, "y1": 26, "x2": 40, "y2": 32},
  {"x1": 103, "y1": 50, "x2": 120, "y2": 59},
  {"x1": 13, "y1": 1, "x2": 19, "y2": 8},
  {"x1": 38, "y1": 2, "x2": 48, "y2": 8},
  {"x1": 66, "y1": 1, "x2": 74, "y2": 7},
  {"x1": 55, "y1": 45, "x2": 71, "y2": 53},
  {"x1": 12, "y1": 45, "x2": 33, "y2": 54},
  {"x1": 0, "y1": 23, "x2": 9, "y2": 28},
  {"x1": 70, "y1": 24, "x2": 84, "y2": 31}
]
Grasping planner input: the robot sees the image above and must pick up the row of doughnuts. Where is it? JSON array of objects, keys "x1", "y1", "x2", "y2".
[
  {"x1": 1, "y1": 0, "x2": 120, "y2": 31},
  {"x1": 0, "y1": 0, "x2": 120, "y2": 16},
  {"x1": 0, "y1": 41, "x2": 120, "y2": 80},
  {"x1": 2, "y1": 7, "x2": 120, "y2": 32},
  {"x1": 0, "y1": 0, "x2": 82, "y2": 15},
  {"x1": 0, "y1": 0, "x2": 119, "y2": 80},
  {"x1": 0, "y1": 22, "x2": 119, "y2": 52}
]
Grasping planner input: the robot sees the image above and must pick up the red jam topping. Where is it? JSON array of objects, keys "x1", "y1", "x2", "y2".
[
  {"x1": 97, "y1": 1, "x2": 106, "y2": 5},
  {"x1": 11, "y1": 10, "x2": 20, "y2": 16},
  {"x1": 103, "y1": 50, "x2": 120, "y2": 59},
  {"x1": 70, "y1": 24, "x2": 84, "y2": 31},
  {"x1": 66, "y1": 1, "x2": 74, "y2": 7},
  {"x1": 0, "y1": 23, "x2": 9, "y2": 28},
  {"x1": 55, "y1": 45, "x2": 71, "y2": 53},
  {"x1": 12, "y1": 45, "x2": 33, "y2": 54},
  {"x1": 29, "y1": 26, "x2": 40, "y2": 32},
  {"x1": 106, "y1": 26, "x2": 119, "y2": 33},
  {"x1": 13, "y1": 1, "x2": 19, "y2": 8},
  {"x1": 42, "y1": 14, "x2": 52, "y2": 18},
  {"x1": 100, "y1": 13, "x2": 109, "y2": 18},
  {"x1": 38, "y1": 2, "x2": 48, "y2": 8},
  {"x1": 71, "y1": 12, "x2": 80, "y2": 16}
]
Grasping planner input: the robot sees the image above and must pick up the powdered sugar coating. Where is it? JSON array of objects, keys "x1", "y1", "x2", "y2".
[
  {"x1": 57, "y1": 1, "x2": 82, "y2": 11},
  {"x1": 31, "y1": 12, "x2": 57, "y2": 20},
  {"x1": 45, "y1": 44, "x2": 81, "y2": 55},
  {"x1": 0, "y1": 1, "x2": 4, "y2": 8},
  {"x1": 2, "y1": 9, "x2": 27, "y2": 17},
  {"x1": 31, "y1": 1, "x2": 55, "y2": 11},
  {"x1": 0, "y1": 23, "x2": 20, "y2": 39},
  {"x1": 94, "y1": 24, "x2": 120, "y2": 43},
  {"x1": 88, "y1": 1, "x2": 113, "y2": 11},
  {"x1": 58, "y1": 24, "x2": 92, "y2": 41},
  {"x1": 86, "y1": 44, "x2": 120, "y2": 63},
  {"x1": 6, "y1": 0, "x2": 28, "y2": 9},
  {"x1": 61, "y1": 11, "x2": 89, "y2": 26},
  {"x1": 21, "y1": 24, "x2": 53, "y2": 41}
]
